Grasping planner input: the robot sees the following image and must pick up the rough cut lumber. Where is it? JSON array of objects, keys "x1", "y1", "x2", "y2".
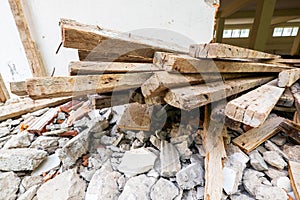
[
  {"x1": 154, "y1": 52, "x2": 289, "y2": 73},
  {"x1": 189, "y1": 43, "x2": 280, "y2": 59},
  {"x1": 0, "y1": 97, "x2": 71, "y2": 121},
  {"x1": 278, "y1": 68, "x2": 300, "y2": 87},
  {"x1": 8, "y1": 0, "x2": 46, "y2": 77},
  {"x1": 225, "y1": 80, "x2": 285, "y2": 127},
  {"x1": 118, "y1": 103, "x2": 153, "y2": 131},
  {"x1": 232, "y1": 116, "x2": 284, "y2": 154},
  {"x1": 202, "y1": 105, "x2": 226, "y2": 200},
  {"x1": 69, "y1": 61, "x2": 161, "y2": 75},
  {"x1": 276, "y1": 88, "x2": 294, "y2": 107},
  {"x1": 279, "y1": 119, "x2": 300, "y2": 144},
  {"x1": 26, "y1": 72, "x2": 153, "y2": 99},
  {"x1": 10, "y1": 81, "x2": 27, "y2": 96},
  {"x1": 164, "y1": 76, "x2": 274, "y2": 110},
  {"x1": 288, "y1": 161, "x2": 300, "y2": 200},
  {"x1": 0, "y1": 74, "x2": 10, "y2": 102},
  {"x1": 61, "y1": 19, "x2": 188, "y2": 62}
]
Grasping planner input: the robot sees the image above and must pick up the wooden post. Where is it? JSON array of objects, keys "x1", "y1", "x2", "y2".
[
  {"x1": 291, "y1": 27, "x2": 300, "y2": 56},
  {"x1": 215, "y1": 18, "x2": 225, "y2": 43},
  {"x1": 0, "y1": 74, "x2": 10, "y2": 103},
  {"x1": 249, "y1": 0, "x2": 276, "y2": 51},
  {"x1": 8, "y1": 0, "x2": 47, "y2": 77}
]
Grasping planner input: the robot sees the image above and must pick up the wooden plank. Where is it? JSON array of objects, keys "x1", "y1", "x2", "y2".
[
  {"x1": 0, "y1": 74, "x2": 10, "y2": 103},
  {"x1": 202, "y1": 105, "x2": 226, "y2": 200},
  {"x1": 291, "y1": 25, "x2": 300, "y2": 56},
  {"x1": 189, "y1": 43, "x2": 280, "y2": 59},
  {"x1": 164, "y1": 76, "x2": 274, "y2": 110},
  {"x1": 288, "y1": 161, "x2": 300, "y2": 200},
  {"x1": 154, "y1": 52, "x2": 288, "y2": 73},
  {"x1": 278, "y1": 68, "x2": 300, "y2": 87},
  {"x1": 61, "y1": 19, "x2": 188, "y2": 61},
  {"x1": 118, "y1": 103, "x2": 153, "y2": 131},
  {"x1": 78, "y1": 50, "x2": 153, "y2": 63},
  {"x1": 10, "y1": 81, "x2": 27, "y2": 96},
  {"x1": 279, "y1": 119, "x2": 300, "y2": 144},
  {"x1": 276, "y1": 88, "x2": 294, "y2": 107},
  {"x1": 0, "y1": 97, "x2": 71, "y2": 121},
  {"x1": 69, "y1": 61, "x2": 161, "y2": 75},
  {"x1": 8, "y1": 0, "x2": 46, "y2": 77},
  {"x1": 225, "y1": 80, "x2": 285, "y2": 127},
  {"x1": 232, "y1": 116, "x2": 284, "y2": 154},
  {"x1": 26, "y1": 73, "x2": 153, "y2": 99}
]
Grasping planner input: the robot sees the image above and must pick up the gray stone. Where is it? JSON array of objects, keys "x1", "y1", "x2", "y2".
[
  {"x1": 85, "y1": 162, "x2": 121, "y2": 200},
  {"x1": 282, "y1": 144, "x2": 300, "y2": 163},
  {"x1": 243, "y1": 169, "x2": 265, "y2": 196},
  {"x1": 230, "y1": 193, "x2": 255, "y2": 200},
  {"x1": 150, "y1": 135, "x2": 161, "y2": 150},
  {"x1": 117, "y1": 175, "x2": 127, "y2": 191},
  {"x1": 160, "y1": 141, "x2": 181, "y2": 177},
  {"x1": 131, "y1": 139, "x2": 144, "y2": 149},
  {"x1": 17, "y1": 185, "x2": 39, "y2": 200},
  {"x1": 249, "y1": 150, "x2": 268, "y2": 171},
  {"x1": 0, "y1": 172, "x2": 21, "y2": 200},
  {"x1": 271, "y1": 176, "x2": 292, "y2": 192},
  {"x1": 170, "y1": 135, "x2": 193, "y2": 146},
  {"x1": 36, "y1": 169, "x2": 86, "y2": 200},
  {"x1": 9, "y1": 119, "x2": 22, "y2": 127},
  {"x1": 150, "y1": 178, "x2": 179, "y2": 200},
  {"x1": 118, "y1": 174, "x2": 156, "y2": 200},
  {"x1": 190, "y1": 154, "x2": 204, "y2": 166},
  {"x1": 263, "y1": 151, "x2": 287, "y2": 170},
  {"x1": 176, "y1": 163, "x2": 204, "y2": 190},
  {"x1": 265, "y1": 167, "x2": 288, "y2": 180},
  {"x1": 118, "y1": 148, "x2": 157, "y2": 177},
  {"x1": 256, "y1": 145, "x2": 268, "y2": 154},
  {"x1": 21, "y1": 175, "x2": 42, "y2": 191},
  {"x1": 100, "y1": 135, "x2": 116, "y2": 145},
  {"x1": 226, "y1": 144, "x2": 249, "y2": 164},
  {"x1": 30, "y1": 136, "x2": 60, "y2": 153},
  {"x1": 136, "y1": 131, "x2": 152, "y2": 143},
  {"x1": 58, "y1": 138, "x2": 69, "y2": 148},
  {"x1": 223, "y1": 166, "x2": 240, "y2": 195},
  {"x1": 79, "y1": 167, "x2": 96, "y2": 182},
  {"x1": 174, "y1": 141, "x2": 193, "y2": 160},
  {"x1": 0, "y1": 127, "x2": 10, "y2": 138},
  {"x1": 255, "y1": 185, "x2": 288, "y2": 200},
  {"x1": 3, "y1": 131, "x2": 31, "y2": 149},
  {"x1": 147, "y1": 169, "x2": 160, "y2": 178},
  {"x1": 0, "y1": 148, "x2": 47, "y2": 171},
  {"x1": 31, "y1": 153, "x2": 61, "y2": 176},
  {"x1": 196, "y1": 187, "x2": 204, "y2": 200},
  {"x1": 270, "y1": 135, "x2": 287, "y2": 146},
  {"x1": 264, "y1": 141, "x2": 289, "y2": 160},
  {"x1": 30, "y1": 107, "x2": 49, "y2": 117}
]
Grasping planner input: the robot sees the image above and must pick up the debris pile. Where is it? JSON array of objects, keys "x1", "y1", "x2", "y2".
[{"x1": 0, "y1": 19, "x2": 300, "y2": 199}]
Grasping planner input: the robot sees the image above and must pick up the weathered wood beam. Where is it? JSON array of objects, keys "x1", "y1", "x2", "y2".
[
  {"x1": 248, "y1": 0, "x2": 276, "y2": 51},
  {"x1": 271, "y1": 16, "x2": 299, "y2": 25},
  {"x1": 222, "y1": 9, "x2": 300, "y2": 19},
  {"x1": 219, "y1": 0, "x2": 253, "y2": 18},
  {"x1": 69, "y1": 61, "x2": 161, "y2": 75},
  {"x1": 61, "y1": 19, "x2": 188, "y2": 62},
  {"x1": 215, "y1": 18, "x2": 225, "y2": 43},
  {"x1": 8, "y1": 0, "x2": 46, "y2": 77},
  {"x1": 189, "y1": 43, "x2": 279, "y2": 59},
  {"x1": 154, "y1": 52, "x2": 286, "y2": 73},
  {"x1": 232, "y1": 116, "x2": 284, "y2": 154},
  {"x1": 276, "y1": 88, "x2": 294, "y2": 107},
  {"x1": 0, "y1": 74, "x2": 10, "y2": 103},
  {"x1": 225, "y1": 79, "x2": 284, "y2": 127},
  {"x1": 26, "y1": 73, "x2": 153, "y2": 99},
  {"x1": 291, "y1": 26, "x2": 300, "y2": 56},
  {"x1": 278, "y1": 68, "x2": 300, "y2": 87},
  {"x1": 164, "y1": 76, "x2": 274, "y2": 110},
  {"x1": 278, "y1": 119, "x2": 300, "y2": 144},
  {"x1": 0, "y1": 97, "x2": 71, "y2": 121},
  {"x1": 288, "y1": 161, "x2": 300, "y2": 200},
  {"x1": 10, "y1": 81, "x2": 27, "y2": 96}
]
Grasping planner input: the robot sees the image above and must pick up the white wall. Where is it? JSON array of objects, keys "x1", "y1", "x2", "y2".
[{"x1": 1, "y1": 0, "x2": 216, "y2": 85}]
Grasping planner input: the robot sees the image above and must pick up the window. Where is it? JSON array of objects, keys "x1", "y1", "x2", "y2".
[
  {"x1": 223, "y1": 28, "x2": 250, "y2": 38},
  {"x1": 273, "y1": 27, "x2": 299, "y2": 37}
]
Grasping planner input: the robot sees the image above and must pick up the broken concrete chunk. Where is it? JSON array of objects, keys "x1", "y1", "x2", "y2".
[
  {"x1": 271, "y1": 176, "x2": 292, "y2": 192},
  {"x1": 118, "y1": 148, "x2": 157, "y2": 177},
  {"x1": 263, "y1": 151, "x2": 287, "y2": 170},
  {"x1": 255, "y1": 185, "x2": 288, "y2": 200},
  {"x1": 136, "y1": 131, "x2": 152, "y2": 143},
  {"x1": 230, "y1": 193, "x2": 255, "y2": 200},
  {"x1": 118, "y1": 174, "x2": 156, "y2": 200},
  {"x1": 0, "y1": 172, "x2": 20, "y2": 200},
  {"x1": 31, "y1": 153, "x2": 61, "y2": 176},
  {"x1": 150, "y1": 178, "x2": 180, "y2": 200},
  {"x1": 174, "y1": 141, "x2": 193, "y2": 160},
  {"x1": 36, "y1": 169, "x2": 86, "y2": 200},
  {"x1": 265, "y1": 167, "x2": 288, "y2": 180},
  {"x1": 176, "y1": 163, "x2": 204, "y2": 190},
  {"x1": 0, "y1": 148, "x2": 47, "y2": 171},
  {"x1": 17, "y1": 185, "x2": 39, "y2": 200},
  {"x1": 264, "y1": 141, "x2": 289, "y2": 160},
  {"x1": 30, "y1": 136, "x2": 59, "y2": 153},
  {"x1": 3, "y1": 131, "x2": 31, "y2": 149},
  {"x1": 282, "y1": 144, "x2": 300, "y2": 163},
  {"x1": 0, "y1": 127, "x2": 10, "y2": 138},
  {"x1": 160, "y1": 141, "x2": 181, "y2": 177},
  {"x1": 270, "y1": 135, "x2": 287, "y2": 146},
  {"x1": 21, "y1": 175, "x2": 42, "y2": 191},
  {"x1": 86, "y1": 162, "x2": 121, "y2": 200},
  {"x1": 223, "y1": 166, "x2": 240, "y2": 195},
  {"x1": 249, "y1": 150, "x2": 268, "y2": 171},
  {"x1": 243, "y1": 169, "x2": 265, "y2": 196}
]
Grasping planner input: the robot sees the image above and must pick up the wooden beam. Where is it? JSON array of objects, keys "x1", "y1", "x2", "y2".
[
  {"x1": 215, "y1": 18, "x2": 225, "y2": 43},
  {"x1": 232, "y1": 116, "x2": 284, "y2": 154},
  {"x1": 154, "y1": 52, "x2": 286, "y2": 73},
  {"x1": 225, "y1": 80, "x2": 284, "y2": 127},
  {"x1": 8, "y1": 0, "x2": 46, "y2": 77},
  {"x1": 26, "y1": 73, "x2": 153, "y2": 99},
  {"x1": 278, "y1": 68, "x2": 300, "y2": 88},
  {"x1": 69, "y1": 61, "x2": 161, "y2": 75},
  {"x1": 10, "y1": 81, "x2": 27, "y2": 96},
  {"x1": 271, "y1": 16, "x2": 299, "y2": 25},
  {"x1": 276, "y1": 88, "x2": 294, "y2": 107},
  {"x1": 223, "y1": 9, "x2": 300, "y2": 19},
  {"x1": 0, "y1": 97, "x2": 71, "y2": 121},
  {"x1": 61, "y1": 19, "x2": 188, "y2": 61},
  {"x1": 164, "y1": 76, "x2": 274, "y2": 110},
  {"x1": 278, "y1": 119, "x2": 300, "y2": 144},
  {"x1": 0, "y1": 74, "x2": 10, "y2": 103},
  {"x1": 202, "y1": 104, "x2": 226, "y2": 200},
  {"x1": 291, "y1": 26, "x2": 300, "y2": 56},
  {"x1": 189, "y1": 43, "x2": 280, "y2": 59},
  {"x1": 248, "y1": 0, "x2": 276, "y2": 51},
  {"x1": 288, "y1": 161, "x2": 300, "y2": 200},
  {"x1": 219, "y1": 0, "x2": 253, "y2": 18}
]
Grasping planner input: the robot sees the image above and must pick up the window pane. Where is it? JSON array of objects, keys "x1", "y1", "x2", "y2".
[
  {"x1": 292, "y1": 27, "x2": 299, "y2": 36},
  {"x1": 282, "y1": 27, "x2": 293, "y2": 36},
  {"x1": 223, "y1": 30, "x2": 232, "y2": 38},
  {"x1": 232, "y1": 29, "x2": 241, "y2": 38},
  {"x1": 240, "y1": 29, "x2": 250, "y2": 38},
  {"x1": 273, "y1": 27, "x2": 283, "y2": 37}
]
